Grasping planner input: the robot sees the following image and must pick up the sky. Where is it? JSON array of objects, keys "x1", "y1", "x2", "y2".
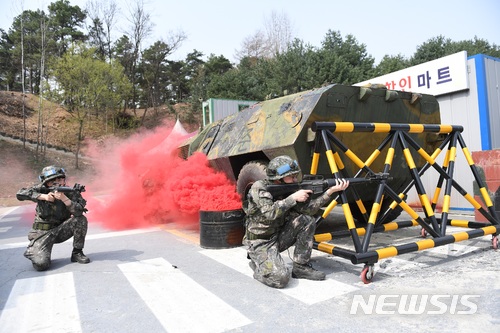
[{"x1": 1, "y1": 0, "x2": 500, "y2": 64}]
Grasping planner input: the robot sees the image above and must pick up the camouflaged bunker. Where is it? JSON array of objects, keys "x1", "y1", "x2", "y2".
[{"x1": 181, "y1": 83, "x2": 442, "y2": 221}]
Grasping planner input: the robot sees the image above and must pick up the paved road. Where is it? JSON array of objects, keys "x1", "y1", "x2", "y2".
[{"x1": 0, "y1": 205, "x2": 499, "y2": 333}]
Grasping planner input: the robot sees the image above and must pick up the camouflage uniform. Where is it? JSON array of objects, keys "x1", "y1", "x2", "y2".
[
  {"x1": 243, "y1": 179, "x2": 332, "y2": 288},
  {"x1": 16, "y1": 184, "x2": 88, "y2": 271}
]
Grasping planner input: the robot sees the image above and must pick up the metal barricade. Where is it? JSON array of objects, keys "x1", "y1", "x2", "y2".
[{"x1": 309, "y1": 122, "x2": 499, "y2": 283}]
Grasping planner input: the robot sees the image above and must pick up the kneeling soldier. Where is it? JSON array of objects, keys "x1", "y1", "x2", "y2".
[{"x1": 17, "y1": 166, "x2": 90, "y2": 271}]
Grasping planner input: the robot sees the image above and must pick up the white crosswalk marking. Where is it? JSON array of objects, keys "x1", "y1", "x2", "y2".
[
  {"x1": 0, "y1": 214, "x2": 17, "y2": 234},
  {"x1": 0, "y1": 272, "x2": 82, "y2": 333},
  {"x1": 426, "y1": 242, "x2": 481, "y2": 257},
  {"x1": 0, "y1": 228, "x2": 160, "y2": 250},
  {"x1": 0, "y1": 240, "x2": 27, "y2": 250},
  {"x1": 200, "y1": 247, "x2": 359, "y2": 305},
  {"x1": 0, "y1": 226, "x2": 12, "y2": 233},
  {"x1": 0, "y1": 207, "x2": 19, "y2": 220},
  {"x1": 118, "y1": 257, "x2": 252, "y2": 333},
  {"x1": 0, "y1": 216, "x2": 17, "y2": 223}
]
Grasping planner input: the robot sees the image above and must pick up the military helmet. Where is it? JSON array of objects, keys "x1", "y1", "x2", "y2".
[
  {"x1": 39, "y1": 166, "x2": 66, "y2": 184},
  {"x1": 267, "y1": 155, "x2": 301, "y2": 180}
]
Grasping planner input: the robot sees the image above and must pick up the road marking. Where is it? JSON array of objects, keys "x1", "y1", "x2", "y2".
[
  {"x1": 118, "y1": 257, "x2": 252, "y2": 333},
  {"x1": 86, "y1": 227, "x2": 160, "y2": 240},
  {"x1": 200, "y1": 247, "x2": 359, "y2": 305},
  {"x1": 0, "y1": 226, "x2": 12, "y2": 233},
  {"x1": 161, "y1": 226, "x2": 200, "y2": 244},
  {"x1": 0, "y1": 272, "x2": 82, "y2": 333},
  {"x1": 0, "y1": 207, "x2": 19, "y2": 219},
  {"x1": 0, "y1": 216, "x2": 18, "y2": 223},
  {"x1": 0, "y1": 240, "x2": 29, "y2": 250},
  {"x1": 0, "y1": 227, "x2": 160, "y2": 250}
]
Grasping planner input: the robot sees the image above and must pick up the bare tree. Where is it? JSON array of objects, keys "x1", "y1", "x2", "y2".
[
  {"x1": 85, "y1": 0, "x2": 119, "y2": 62},
  {"x1": 234, "y1": 30, "x2": 267, "y2": 60},
  {"x1": 264, "y1": 10, "x2": 294, "y2": 57},
  {"x1": 161, "y1": 29, "x2": 187, "y2": 54},
  {"x1": 36, "y1": 15, "x2": 47, "y2": 159},
  {"x1": 235, "y1": 10, "x2": 295, "y2": 60},
  {"x1": 125, "y1": 0, "x2": 154, "y2": 111}
]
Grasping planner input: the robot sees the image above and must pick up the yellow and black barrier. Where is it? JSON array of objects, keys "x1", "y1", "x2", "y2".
[{"x1": 309, "y1": 121, "x2": 499, "y2": 283}]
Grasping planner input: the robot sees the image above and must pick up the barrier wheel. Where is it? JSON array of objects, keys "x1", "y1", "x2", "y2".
[
  {"x1": 492, "y1": 236, "x2": 499, "y2": 250},
  {"x1": 421, "y1": 228, "x2": 428, "y2": 238},
  {"x1": 360, "y1": 265, "x2": 374, "y2": 284}
]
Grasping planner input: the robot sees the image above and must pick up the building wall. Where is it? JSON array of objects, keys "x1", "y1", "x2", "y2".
[
  {"x1": 480, "y1": 55, "x2": 500, "y2": 149},
  {"x1": 202, "y1": 98, "x2": 257, "y2": 127},
  {"x1": 403, "y1": 59, "x2": 474, "y2": 212},
  {"x1": 406, "y1": 55, "x2": 500, "y2": 213}
]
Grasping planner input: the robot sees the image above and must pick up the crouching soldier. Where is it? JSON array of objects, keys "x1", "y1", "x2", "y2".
[
  {"x1": 17, "y1": 166, "x2": 90, "y2": 271},
  {"x1": 243, "y1": 155, "x2": 349, "y2": 288}
]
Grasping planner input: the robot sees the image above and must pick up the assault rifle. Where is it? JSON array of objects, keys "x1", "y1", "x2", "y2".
[
  {"x1": 39, "y1": 183, "x2": 86, "y2": 194},
  {"x1": 265, "y1": 173, "x2": 391, "y2": 198}
]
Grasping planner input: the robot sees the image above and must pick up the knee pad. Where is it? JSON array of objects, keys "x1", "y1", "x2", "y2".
[
  {"x1": 32, "y1": 257, "x2": 51, "y2": 271},
  {"x1": 260, "y1": 267, "x2": 291, "y2": 289}
]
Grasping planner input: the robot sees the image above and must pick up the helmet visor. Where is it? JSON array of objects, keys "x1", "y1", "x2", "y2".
[
  {"x1": 276, "y1": 160, "x2": 299, "y2": 176},
  {"x1": 39, "y1": 167, "x2": 66, "y2": 182}
]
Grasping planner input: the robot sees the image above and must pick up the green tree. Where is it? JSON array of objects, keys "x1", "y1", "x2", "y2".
[
  {"x1": 318, "y1": 30, "x2": 375, "y2": 84},
  {"x1": 8, "y1": 9, "x2": 49, "y2": 93},
  {"x1": 52, "y1": 45, "x2": 131, "y2": 167},
  {"x1": 163, "y1": 49, "x2": 201, "y2": 105},
  {"x1": 189, "y1": 53, "x2": 232, "y2": 102},
  {"x1": 207, "y1": 56, "x2": 267, "y2": 101},
  {"x1": 0, "y1": 29, "x2": 16, "y2": 90},
  {"x1": 451, "y1": 36, "x2": 500, "y2": 58},
  {"x1": 269, "y1": 38, "x2": 317, "y2": 96},
  {"x1": 2, "y1": 1, "x2": 88, "y2": 93},
  {"x1": 86, "y1": 16, "x2": 107, "y2": 60},
  {"x1": 181, "y1": 50, "x2": 206, "y2": 100},
  {"x1": 374, "y1": 54, "x2": 411, "y2": 76},
  {"x1": 48, "y1": 0, "x2": 87, "y2": 56},
  {"x1": 47, "y1": 0, "x2": 87, "y2": 56},
  {"x1": 412, "y1": 35, "x2": 500, "y2": 65},
  {"x1": 113, "y1": 35, "x2": 135, "y2": 109},
  {"x1": 138, "y1": 40, "x2": 173, "y2": 123},
  {"x1": 411, "y1": 35, "x2": 450, "y2": 65}
]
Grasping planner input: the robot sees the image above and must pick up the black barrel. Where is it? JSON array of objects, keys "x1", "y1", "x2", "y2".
[{"x1": 199, "y1": 209, "x2": 246, "y2": 249}]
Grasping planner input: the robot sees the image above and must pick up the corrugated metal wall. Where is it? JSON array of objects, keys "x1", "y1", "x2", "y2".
[
  {"x1": 484, "y1": 56, "x2": 500, "y2": 149},
  {"x1": 202, "y1": 98, "x2": 257, "y2": 127},
  {"x1": 210, "y1": 99, "x2": 256, "y2": 122}
]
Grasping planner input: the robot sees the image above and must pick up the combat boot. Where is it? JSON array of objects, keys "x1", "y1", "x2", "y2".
[
  {"x1": 71, "y1": 249, "x2": 90, "y2": 264},
  {"x1": 292, "y1": 262, "x2": 325, "y2": 281}
]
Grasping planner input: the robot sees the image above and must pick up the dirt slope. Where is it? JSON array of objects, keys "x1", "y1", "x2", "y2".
[{"x1": 0, "y1": 91, "x2": 200, "y2": 207}]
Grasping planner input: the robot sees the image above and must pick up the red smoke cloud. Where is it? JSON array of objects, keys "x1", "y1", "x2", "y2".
[{"x1": 85, "y1": 121, "x2": 242, "y2": 230}]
